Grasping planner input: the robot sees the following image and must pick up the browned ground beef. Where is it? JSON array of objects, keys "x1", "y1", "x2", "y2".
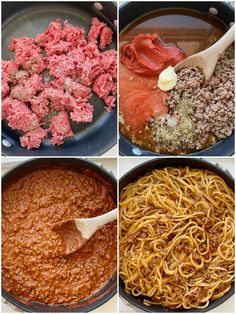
[{"x1": 151, "y1": 50, "x2": 234, "y2": 154}]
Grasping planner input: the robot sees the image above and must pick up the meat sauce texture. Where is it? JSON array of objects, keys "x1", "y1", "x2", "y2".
[
  {"x1": 119, "y1": 8, "x2": 226, "y2": 152},
  {"x1": 2, "y1": 169, "x2": 116, "y2": 304}
]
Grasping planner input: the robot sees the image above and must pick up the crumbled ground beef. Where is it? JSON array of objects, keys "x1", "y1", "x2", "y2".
[
  {"x1": 70, "y1": 102, "x2": 94, "y2": 124},
  {"x1": 9, "y1": 37, "x2": 45, "y2": 74},
  {"x1": 2, "y1": 60, "x2": 19, "y2": 81},
  {"x1": 99, "y1": 26, "x2": 113, "y2": 49},
  {"x1": 7, "y1": 101, "x2": 39, "y2": 132},
  {"x1": 20, "y1": 127, "x2": 49, "y2": 149},
  {"x1": 103, "y1": 95, "x2": 116, "y2": 111},
  {"x1": 11, "y1": 74, "x2": 43, "y2": 102},
  {"x1": 151, "y1": 50, "x2": 234, "y2": 154},
  {"x1": 64, "y1": 77, "x2": 91, "y2": 101},
  {"x1": 29, "y1": 92, "x2": 50, "y2": 120},
  {"x1": 93, "y1": 73, "x2": 113, "y2": 98},
  {"x1": 2, "y1": 97, "x2": 19, "y2": 120},
  {"x1": 49, "y1": 111, "x2": 73, "y2": 145},
  {"x1": 2, "y1": 18, "x2": 116, "y2": 149},
  {"x1": 88, "y1": 17, "x2": 105, "y2": 44},
  {"x1": 2, "y1": 78, "x2": 10, "y2": 98}
]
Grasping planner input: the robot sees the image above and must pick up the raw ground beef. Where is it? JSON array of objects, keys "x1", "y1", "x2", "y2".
[
  {"x1": 2, "y1": 18, "x2": 116, "y2": 149},
  {"x1": 151, "y1": 49, "x2": 234, "y2": 154},
  {"x1": 20, "y1": 127, "x2": 49, "y2": 149},
  {"x1": 49, "y1": 111, "x2": 73, "y2": 145},
  {"x1": 6, "y1": 101, "x2": 39, "y2": 132},
  {"x1": 10, "y1": 74, "x2": 43, "y2": 102},
  {"x1": 70, "y1": 102, "x2": 93, "y2": 124},
  {"x1": 99, "y1": 26, "x2": 113, "y2": 49},
  {"x1": 29, "y1": 92, "x2": 50, "y2": 120}
]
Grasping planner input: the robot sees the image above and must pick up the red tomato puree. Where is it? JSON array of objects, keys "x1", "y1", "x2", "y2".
[{"x1": 120, "y1": 33, "x2": 185, "y2": 129}]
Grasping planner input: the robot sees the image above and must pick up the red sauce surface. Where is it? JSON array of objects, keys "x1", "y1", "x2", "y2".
[
  {"x1": 121, "y1": 33, "x2": 185, "y2": 77},
  {"x1": 120, "y1": 33, "x2": 185, "y2": 130},
  {"x1": 2, "y1": 168, "x2": 116, "y2": 304},
  {"x1": 120, "y1": 63, "x2": 168, "y2": 129}
]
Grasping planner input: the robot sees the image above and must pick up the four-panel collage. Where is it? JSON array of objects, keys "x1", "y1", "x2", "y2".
[{"x1": 1, "y1": 0, "x2": 235, "y2": 313}]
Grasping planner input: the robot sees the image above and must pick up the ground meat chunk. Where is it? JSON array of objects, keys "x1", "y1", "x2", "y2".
[
  {"x1": 2, "y1": 78, "x2": 10, "y2": 98},
  {"x1": 35, "y1": 19, "x2": 63, "y2": 46},
  {"x1": 70, "y1": 102, "x2": 93, "y2": 124},
  {"x1": 44, "y1": 40, "x2": 71, "y2": 56},
  {"x1": 36, "y1": 20, "x2": 70, "y2": 56},
  {"x1": 67, "y1": 48, "x2": 86, "y2": 75},
  {"x1": 79, "y1": 49, "x2": 117, "y2": 87},
  {"x1": 80, "y1": 57, "x2": 102, "y2": 86},
  {"x1": 2, "y1": 60, "x2": 19, "y2": 82},
  {"x1": 100, "y1": 49, "x2": 117, "y2": 80},
  {"x1": 43, "y1": 87, "x2": 75, "y2": 111},
  {"x1": 99, "y1": 26, "x2": 113, "y2": 49},
  {"x1": 9, "y1": 37, "x2": 45, "y2": 74},
  {"x1": 49, "y1": 111, "x2": 73, "y2": 145},
  {"x1": 29, "y1": 92, "x2": 50, "y2": 120},
  {"x1": 103, "y1": 95, "x2": 116, "y2": 111},
  {"x1": 20, "y1": 127, "x2": 49, "y2": 149},
  {"x1": 64, "y1": 77, "x2": 91, "y2": 101},
  {"x1": 88, "y1": 17, "x2": 105, "y2": 43},
  {"x1": 2, "y1": 97, "x2": 17, "y2": 120},
  {"x1": 8, "y1": 37, "x2": 35, "y2": 52},
  {"x1": 14, "y1": 70, "x2": 30, "y2": 84},
  {"x1": 7, "y1": 101, "x2": 39, "y2": 132},
  {"x1": 63, "y1": 20, "x2": 86, "y2": 47},
  {"x1": 83, "y1": 42, "x2": 100, "y2": 59},
  {"x1": 11, "y1": 74, "x2": 43, "y2": 102},
  {"x1": 93, "y1": 73, "x2": 113, "y2": 98},
  {"x1": 46, "y1": 54, "x2": 76, "y2": 82}
]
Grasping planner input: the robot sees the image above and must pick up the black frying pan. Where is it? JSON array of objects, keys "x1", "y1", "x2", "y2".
[
  {"x1": 119, "y1": 157, "x2": 235, "y2": 312},
  {"x1": 2, "y1": 157, "x2": 117, "y2": 312},
  {"x1": 2, "y1": 1, "x2": 117, "y2": 156},
  {"x1": 119, "y1": 1, "x2": 235, "y2": 156}
]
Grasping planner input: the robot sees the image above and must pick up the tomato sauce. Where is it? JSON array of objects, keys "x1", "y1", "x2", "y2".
[
  {"x1": 121, "y1": 33, "x2": 185, "y2": 77},
  {"x1": 119, "y1": 63, "x2": 168, "y2": 130}
]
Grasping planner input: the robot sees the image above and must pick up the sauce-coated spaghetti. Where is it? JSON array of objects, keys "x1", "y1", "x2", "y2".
[{"x1": 119, "y1": 167, "x2": 234, "y2": 309}]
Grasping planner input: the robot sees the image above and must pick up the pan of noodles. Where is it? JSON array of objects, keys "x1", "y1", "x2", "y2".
[{"x1": 119, "y1": 158, "x2": 234, "y2": 312}]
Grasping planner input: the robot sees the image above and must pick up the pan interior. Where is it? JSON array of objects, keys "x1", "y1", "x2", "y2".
[{"x1": 2, "y1": 3, "x2": 117, "y2": 151}]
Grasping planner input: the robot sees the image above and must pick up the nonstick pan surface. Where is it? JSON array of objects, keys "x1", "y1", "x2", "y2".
[{"x1": 2, "y1": 1, "x2": 117, "y2": 156}]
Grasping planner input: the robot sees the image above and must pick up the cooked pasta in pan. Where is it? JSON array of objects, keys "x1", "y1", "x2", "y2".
[{"x1": 119, "y1": 167, "x2": 234, "y2": 309}]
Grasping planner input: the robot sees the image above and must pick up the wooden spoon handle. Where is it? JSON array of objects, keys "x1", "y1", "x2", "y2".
[
  {"x1": 205, "y1": 24, "x2": 235, "y2": 57},
  {"x1": 75, "y1": 208, "x2": 117, "y2": 239},
  {"x1": 91, "y1": 208, "x2": 117, "y2": 227}
]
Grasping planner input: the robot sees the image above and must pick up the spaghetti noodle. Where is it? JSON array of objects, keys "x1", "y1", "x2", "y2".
[{"x1": 119, "y1": 167, "x2": 234, "y2": 309}]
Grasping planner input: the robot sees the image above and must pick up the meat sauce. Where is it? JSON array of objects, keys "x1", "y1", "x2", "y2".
[
  {"x1": 2, "y1": 168, "x2": 116, "y2": 305},
  {"x1": 119, "y1": 8, "x2": 227, "y2": 153}
]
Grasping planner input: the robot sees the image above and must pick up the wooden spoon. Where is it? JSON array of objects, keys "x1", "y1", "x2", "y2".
[
  {"x1": 53, "y1": 208, "x2": 117, "y2": 255},
  {"x1": 174, "y1": 24, "x2": 235, "y2": 80}
]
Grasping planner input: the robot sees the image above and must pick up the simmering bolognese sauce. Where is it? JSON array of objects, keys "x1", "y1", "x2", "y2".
[{"x1": 2, "y1": 168, "x2": 116, "y2": 304}]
